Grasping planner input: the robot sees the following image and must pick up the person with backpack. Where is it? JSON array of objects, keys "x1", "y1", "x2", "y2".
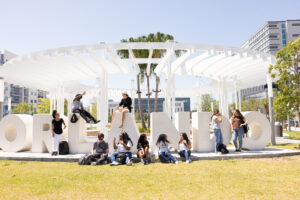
[
  {"x1": 231, "y1": 109, "x2": 248, "y2": 152},
  {"x1": 211, "y1": 109, "x2": 224, "y2": 153},
  {"x1": 72, "y1": 91, "x2": 100, "y2": 124},
  {"x1": 156, "y1": 134, "x2": 178, "y2": 164},
  {"x1": 110, "y1": 132, "x2": 133, "y2": 166},
  {"x1": 111, "y1": 92, "x2": 132, "y2": 128},
  {"x1": 90, "y1": 133, "x2": 109, "y2": 165},
  {"x1": 178, "y1": 133, "x2": 192, "y2": 164},
  {"x1": 137, "y1": 134, "x2": 150, "y2": 165},
  {"x1": 51, "y1": 110, "x2": 66, "y2": 156}
]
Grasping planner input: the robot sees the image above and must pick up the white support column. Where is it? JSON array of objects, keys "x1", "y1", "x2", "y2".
[
  {"x1": 267, "y1": 73, "x2": 275, "y2": 145},
  {"x1": 8, "y1": 97, "x2": 11, "y2": 114},
  {"x1": 197, "y1": 95, "x2": 202, "y2": 112},
  {"x1": 171, "y1": 75, "x2": 176, "y2": 121},
  {"x1": 131, "y1": 79, "x2": 135, "y2": 113},
  {"x1": 50, "y1": 93, "x2": 53, "y2": 114},
  {"x1": 97, "y1": 71, "x2": 108, "y2": 136},
  {"x1": 234, "y1": 80, "x2": 238, "y2": 109},
  {"x1": 238, "y1": 89, "x2": 242, "y2": 111},
  {"x1": 67, "y1": 95, "x2": 72, "y2": 116}
]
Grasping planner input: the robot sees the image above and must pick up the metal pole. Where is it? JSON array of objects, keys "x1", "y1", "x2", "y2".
[{"x1": 267, "y1": 74, "x2": 276, "y2": 145}]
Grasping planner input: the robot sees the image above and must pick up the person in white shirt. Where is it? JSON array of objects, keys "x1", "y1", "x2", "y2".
[
  {"x1": 211, "y1": 109, "x2": 223, "y2": 153},
  {"x1": 156, "y1": 134, "x2": 178, "y2": 164},
  {"x1": 178, "y1": 133, "x2": 192, "y2": 164},
  {"x1": 110, "y1": 132, "x2": 133, "y2": 166}
]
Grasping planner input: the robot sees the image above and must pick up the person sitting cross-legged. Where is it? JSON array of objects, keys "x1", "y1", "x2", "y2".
[
  {"x1": 90, "y1": 133, "x2": 109, "y2": 165},
  {"x1": 156, "y1": 134, "x2": 178, "y2": 164},
  {"x1": 110, "y1": 132, "x2": 133, "y2": 166}
]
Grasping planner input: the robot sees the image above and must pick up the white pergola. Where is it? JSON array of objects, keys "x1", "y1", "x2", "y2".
[{"x1": 0, "y1": 42, "x2": 276, "y2": 135}]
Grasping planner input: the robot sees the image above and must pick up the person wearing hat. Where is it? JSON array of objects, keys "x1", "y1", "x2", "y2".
[
  {"x1": 111, "y1": 91, "x2": 132, "y2": 128},
  {"x1": 72, "y1": 91, "x2": 100, "y2": 124}
]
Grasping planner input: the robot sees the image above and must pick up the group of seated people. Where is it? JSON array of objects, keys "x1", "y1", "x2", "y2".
[{"x1": 86, "y1": 132, "x2": 192, "y2": 166}]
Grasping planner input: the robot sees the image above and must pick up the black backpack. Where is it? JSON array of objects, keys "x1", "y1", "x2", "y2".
[
  {"x1": 59, "y1": 141, "x2": 69, "y2": 155},
  {"x1": 217, "y1": 144, "x2": 229, "y2": 154},
  {"x1": 70, "y1": 113, "x2": 78, "y2": 123},
  {"x1": 78, "y1": 154, "x2": 94, "y2": 165},
  {"x1": 115, "y1": 152, "x2": 127, "y2": 164}
]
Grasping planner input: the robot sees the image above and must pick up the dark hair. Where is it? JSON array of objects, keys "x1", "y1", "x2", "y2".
[
  {"x1": 211, "y1": 109, "x2": 220, "y2": 120},
  {"x1": 180, "y1": 132, "x2": 190, "y2": 145},
  {"x1": 75, "y1": 94, "x2": 82, "y2": 100},
  {"x1": 137, "y1": 134, "x2": 147, "y2": 146},
  {"x1": 156, "y1": 134, "x2": 169, "y2": 145},
  {"x1": 98, "y1": 133, "x2": 104, "y2": 140},
  {"x1": 232, "y1": 109, "x2": 244, "y2": 119},
  {"x1": 120, "y1": 132, "x2": 133, "y2": 145},
  {"x1": 52, "y1": 110, "x2": 57, "y2": 118}
]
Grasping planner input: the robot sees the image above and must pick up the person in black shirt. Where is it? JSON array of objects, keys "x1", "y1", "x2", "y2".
[
  {"x1": 51, "y1": 110, "x2": 66, "y2": 156},
  {"x1": 137, "y1": 134, "x2": 150, "y2": 165},
  {"x1": 111, "y1": 92, "x2": 132, "y2": 128},
  {"x1": 90, "y1": 133, "x2": 109, "y2": 165}
]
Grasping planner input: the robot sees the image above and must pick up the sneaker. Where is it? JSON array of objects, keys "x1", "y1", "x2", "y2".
[
  {"x1": 110, "y1": 161, "x2": 119, "y2": 166},
  {"x1": 51, "y1": 152, "x2": 55, "y2": 156},
  {"x1": 127, "y1": 160, "x2": 133, "y2": 166},
  {"x1": 186, "y1": 160, "x2": 190, "y2": 164},
  {"x1": 94, "y1": 120, "x2": 101, "y2": 124},
  {"x1": 141, "y1": 162, "x2": 145, "y2": 166},
  {"x1": 175, "y1": 161, "x2": 179, "y2": 164},
  {"x1": 91, "y1": 162, "x2": 97, "y2": 166}
]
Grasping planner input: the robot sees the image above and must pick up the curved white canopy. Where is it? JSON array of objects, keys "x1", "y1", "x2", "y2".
[{"x1": 0, "y1": 42, "x2": 275, "y2": 95}]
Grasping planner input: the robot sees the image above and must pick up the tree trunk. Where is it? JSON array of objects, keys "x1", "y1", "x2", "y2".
[
  {"x1": 137, "y1": 74, "x2": 146, "y2": 129},
  {"x1": 153, "y1": 75, "x2": 160, "y2": 112},
  {"x1": 146, "y1": 75, "x2": 151, "y2": 128}
]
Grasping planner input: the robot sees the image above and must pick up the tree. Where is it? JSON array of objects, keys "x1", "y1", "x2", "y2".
[
  {"x1": 118, "y1": 32, "x2": 178, "y2": 128},
  {"x1": 269, "y1": 36, "x2": 300, "y2": 121},
  {"x1": 12, "y1": 101, "x2": 36, "y2": 115},
  {"x1": 201, "y1": 94, "x2": 218, "y2": 112},
  {"x1": 37, "y1": 98, "x2": 50, "y2": 114}
]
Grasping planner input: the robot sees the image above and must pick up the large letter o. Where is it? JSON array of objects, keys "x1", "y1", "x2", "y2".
[{"x1": 0, "y1": 114, "x2": 33, "y2": 152}]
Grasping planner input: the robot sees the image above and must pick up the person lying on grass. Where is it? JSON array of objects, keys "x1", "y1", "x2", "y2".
[
  {"x1": 110, "y1": 132, "x2": 133, "y2": 166},
  {"x1": 178, "y1": 132, "x2": 192, "y2": 164},
  {"x1": 156, "y1": 134, "x2": 178, "y2": 164},
  {"x1": 90, "y1": 133, "x2": 109, "y2": 165},
  {"x1": 137, "y1": 133, "x2": 150, "y2": 165}
]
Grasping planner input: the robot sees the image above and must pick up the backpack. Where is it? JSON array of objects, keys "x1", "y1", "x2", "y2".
[
  {"x1": 78, "y1": 154, "x2": 94, "y2": 165},
  {"x1": 115, "y1": 152, "x2": 126, "y2": 164},
  {"x1": 59, "y1": 141, "x2": 69, "y2": 155},
  {"x1": 70, "y1": 113, "x2": 78, "y2": 123},
  {"x1": 217, "y1": 144, "x2": 229, "y2": 154},
  {"x1": 242, "y1": 124, "x2": 249, "y2": 137}
]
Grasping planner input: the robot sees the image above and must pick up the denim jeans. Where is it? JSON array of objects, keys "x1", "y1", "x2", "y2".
[
  {"x1": 110, "y1": 152, "x2": 132, "y2": 164},
  {"x1": 233, "y1": 127, "x2": 244, "y2": 150},
  {"x1": 159, "y1": 151, "x2": 177, "y2": 163},
  {"x1": 213, "y1": 128, "x2": 223, "y2": 152},
  {"x1": 179, "y1": 150, "x2": 191, "y2": 161}
]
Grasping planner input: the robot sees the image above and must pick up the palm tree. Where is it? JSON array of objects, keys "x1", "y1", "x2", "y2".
[{"x1": 118, "y1": 32, "x2": 178, "y2": 128}]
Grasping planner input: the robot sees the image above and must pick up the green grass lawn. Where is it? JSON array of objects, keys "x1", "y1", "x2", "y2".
[
  {"x1": 1, "y1": 155, "x2": 300, "y2": 200},
  {"x1": 267, "y1": 142, "x2": 300, "y2": 150},
  {"x1": 284, "y1": 131, "x2": 300, "y2": 140}
]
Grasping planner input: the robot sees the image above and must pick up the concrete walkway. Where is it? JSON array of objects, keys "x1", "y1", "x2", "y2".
[
  {"x1": 276, "y1": 137, "x2": 300, "y2": 144},
  {"x1": 0, "y1": 147, "x2": 299, "y2": 162}
]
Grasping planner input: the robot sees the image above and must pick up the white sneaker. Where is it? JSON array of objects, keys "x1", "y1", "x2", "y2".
[
  {"x1": 110, "y1": 161, "x2": 119, "y2": 166},
  {"x1": 91, "y1": 162, "x2": 97, "y2": 166},
  {"x1": 175, "y1": 161, "x2": 179, "y2": 164},
  {"x1": 186, "y1": 160, "x2": 190, "y2": 164}
]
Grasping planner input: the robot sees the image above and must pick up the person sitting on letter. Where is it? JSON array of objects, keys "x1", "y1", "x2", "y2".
[
  {"x1": 90, "y1": 133, "x2": 109, "y2": 165},
  {"x1": 72, "y1": 91, "x2": 100, "y2": 124},
  {"x1": 111, "y1": 92, "x2": 132, "y2": 128},
  {"x1": 51, "y1": 110, "x2": 66, "y2": 156},
  {"x1": 137, "y1": 133, "x2": 150, "y2": 165}
]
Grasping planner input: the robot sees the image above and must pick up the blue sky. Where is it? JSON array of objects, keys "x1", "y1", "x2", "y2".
[{"x1": 1, "y1": 0, "x2": 300, "y2": 107}]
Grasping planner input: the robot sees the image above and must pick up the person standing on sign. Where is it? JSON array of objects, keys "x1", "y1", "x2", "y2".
[
  {"x1": 52, "y1": 110, "x2": 66, "y2": 156},
  {"x1": 111, "y1": 92, "x2": 132, "y2": 128},
  {"x1": 72, "y1": 91, "x2": 100, "y2": 124}
]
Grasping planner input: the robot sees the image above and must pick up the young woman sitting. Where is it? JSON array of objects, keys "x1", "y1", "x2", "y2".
[
  {"x1": 178, "y1": 132, "x2": 192, "y2": 164},
  {"x1": 137, "y1": 134, "x2": 150, "y2": 165},
  {"x1": 156, "y1": 134, "x2": 178, "y2": 164},
  {"x1": 110, "y1": 132, "x2": 133, "y2": 166}
]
